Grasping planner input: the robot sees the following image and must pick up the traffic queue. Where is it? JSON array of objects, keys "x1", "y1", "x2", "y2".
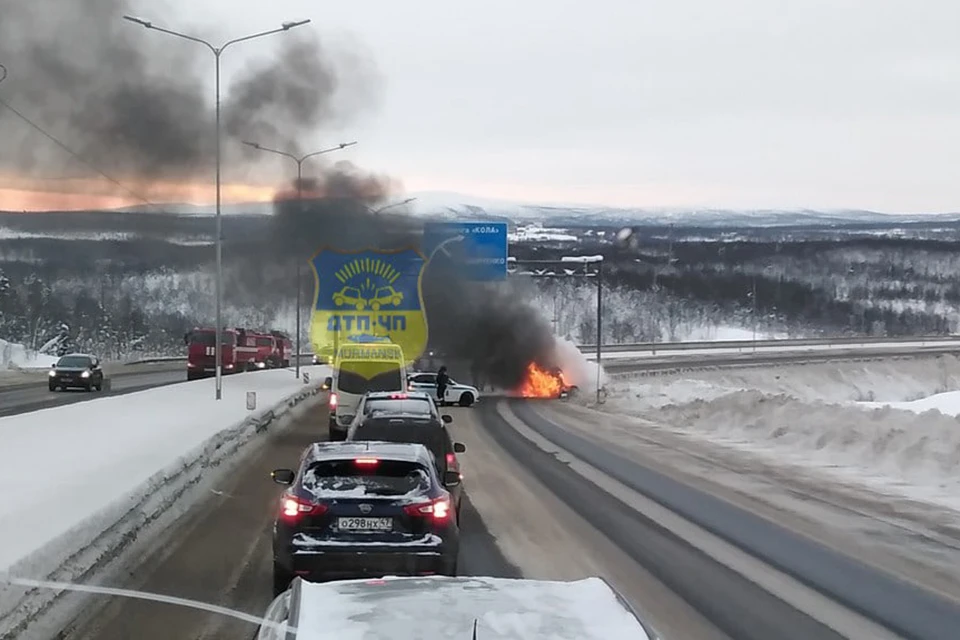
[{"x1": 257, "y1": 344, "x2": 660, "y2": 639}]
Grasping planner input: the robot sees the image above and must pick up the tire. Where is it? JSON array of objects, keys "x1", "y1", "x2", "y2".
[
  {"x1": 85, "y1": 382, "x2": 92, "y2": 392},
  {"x1": 95, "y1": 381, "x2": 103, "y2": 391},
  {"x1": 272, "y1": 562, "x2": 294, "y2": 597},
  {"x1": 48, "y1": 383, "x2": 56, "y2": 392},
  {"x1": 441, "y1": 557, "x2": 458, "y2": 577},
  {"x1": 458, "y1": 392, "x2": 474, "y2": 407}
]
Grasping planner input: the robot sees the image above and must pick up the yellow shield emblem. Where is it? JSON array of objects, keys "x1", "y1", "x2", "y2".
[{"x1": 309, "y1": 247, "x2": 428, "y2": 372}]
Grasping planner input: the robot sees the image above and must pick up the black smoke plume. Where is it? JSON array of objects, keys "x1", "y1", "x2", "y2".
[
  {"x1": 272, "y1": 183, "x2": 558, "y2": 389},
  {"x1": 0, "y1": 0, "x2": 378, "y2": 184}
]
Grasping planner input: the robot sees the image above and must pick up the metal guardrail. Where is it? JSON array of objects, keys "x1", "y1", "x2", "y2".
[
  {"x1": 576, "y1": 335, "x2": 960, "y2": 354},
  {"x1": 121, "y1": 338, "x2": 960, "y2": 365}
]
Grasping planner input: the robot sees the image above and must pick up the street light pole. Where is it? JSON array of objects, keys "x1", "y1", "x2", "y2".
[
  {"x1": 371, "y1": 198, "x2": 416, "y2": 216},
  {"x1": 123, "y1": 16, "x2": 310, "y2": 400},
  {"x1": 242, "y1": 141, "x2": 357, "y2": 379}
]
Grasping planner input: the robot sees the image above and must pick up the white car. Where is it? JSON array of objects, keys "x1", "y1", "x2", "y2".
[
  {"x1": 256, "y1": 575, "x2": 660, "y2": 640},
  {"x1": 407, "y1": 371, "x2": 480, "y2": 407}
]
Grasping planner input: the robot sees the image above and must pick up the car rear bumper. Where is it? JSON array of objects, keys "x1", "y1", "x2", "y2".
[{"x1": 279, "y1": 547, "x2": 455, "y2": 580}]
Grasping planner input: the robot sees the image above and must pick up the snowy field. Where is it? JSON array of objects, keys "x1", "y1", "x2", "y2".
[
  {"x1": 599, "y1": 355, "x2": 960, "y2": 511},
  {"x1": 0, "y1": 367, "x2": 328, "y2": 572}
]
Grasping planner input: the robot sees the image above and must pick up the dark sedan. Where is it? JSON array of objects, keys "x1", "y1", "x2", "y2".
[
  {"x1": 270, "y1": 441, "x2": 461, "y2": 596},
  {"x1": 48, "y1": 353, "x2": 104, "y2": 392}
]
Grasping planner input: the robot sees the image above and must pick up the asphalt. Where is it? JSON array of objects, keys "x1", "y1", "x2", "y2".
[
  {"x1": 57, "y1": 406, "x2": 519, "y2": 640},
  {"x1": 0, "y1": 358, "x2": 315, "y2": 418}
]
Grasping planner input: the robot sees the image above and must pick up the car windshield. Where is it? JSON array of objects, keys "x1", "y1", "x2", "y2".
[
  {"x1": 256, "y1": 337, "x2": 272, "y2": 346},
  {"x1": 301, "y1": 459, "x2": 430, "y2": 497},
  {"x1": 337, "y1": 368, "x2": 404, "y2": 395},
  {"x1": 57, "y1": 356, "x2": 91, "y2": 368}
]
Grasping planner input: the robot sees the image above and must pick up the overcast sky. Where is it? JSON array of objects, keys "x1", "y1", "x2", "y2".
[{"x1": 87, "y1": 2, "x2": 960, "y2": 211}]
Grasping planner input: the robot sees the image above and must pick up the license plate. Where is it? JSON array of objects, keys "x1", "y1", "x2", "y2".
[{"x1": 337, "y1": 517, "x2": 392, "y2": 531}]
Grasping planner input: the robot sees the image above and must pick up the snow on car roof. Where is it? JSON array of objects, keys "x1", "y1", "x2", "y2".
[{"x1": 292, "y1": 575, "x2": 655, "y2": 639}]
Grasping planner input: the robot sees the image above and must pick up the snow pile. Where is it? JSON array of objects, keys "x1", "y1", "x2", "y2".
[
  {"x1": 678, "y1": 324, "x2": 789, "y2": 342},
  {"x1": 0, "y1": 338, "x2": 58, "y2": 370},
  {"x1": 602, "y1": 355, "x2": 960, "y2": 510}
]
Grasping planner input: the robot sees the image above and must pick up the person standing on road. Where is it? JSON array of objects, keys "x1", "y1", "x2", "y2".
[{"x1": 436, "y1": 365, "x2": 450, "y2": 406}]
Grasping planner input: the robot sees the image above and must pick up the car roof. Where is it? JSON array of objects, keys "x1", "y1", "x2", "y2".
[
  {"x1": 364, "y1": 390, "x2": 433, "y2": 400},
  {"x1": 305, "y1": 441, "x2": 433, "y2": 465},
  {"x1": 59, "y1": 353, "x2": 94, "y2": 359},
  {"x1": 285, "y1": 576, "x2": 656, "y2": 639}
]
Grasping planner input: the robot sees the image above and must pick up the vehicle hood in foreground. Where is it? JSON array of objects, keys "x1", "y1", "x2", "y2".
[{"x1": 292, "y1": 575, "x2": 656, "y2": 639}]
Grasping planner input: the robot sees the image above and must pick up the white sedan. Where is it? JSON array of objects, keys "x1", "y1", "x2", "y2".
[{"x1": 407, "y1": 371, "x2": 480, "y2": 407}]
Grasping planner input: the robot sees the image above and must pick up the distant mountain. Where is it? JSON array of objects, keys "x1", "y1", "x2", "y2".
[{"x1": 9, "y1": 190, "x2": 960, "y2": 228}]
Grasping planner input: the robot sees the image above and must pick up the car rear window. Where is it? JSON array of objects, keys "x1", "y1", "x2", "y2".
[
  {"x1": 57, "y1": 356, "x2": 92, "y2": 368},
  {"x1": 337, "y1": 369, "x2": 404, "y2": 395},
  {"x1": 301, "y1": 459, "x2": 430, "y2": 498},
  {"x1": 351, "y1": 421, "x2": 450, "y2": 467},
  {"x1": 364, "y1": 399, "x2": 433, "y2": 416}
]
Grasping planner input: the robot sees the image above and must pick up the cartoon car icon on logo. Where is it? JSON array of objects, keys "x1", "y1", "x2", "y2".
[
  {"x1": 333, "y1": 286, "x2": 366, "y2": 310},
  {"x1": 369, "y1": 286, "x2": 404, "y2": 311}
]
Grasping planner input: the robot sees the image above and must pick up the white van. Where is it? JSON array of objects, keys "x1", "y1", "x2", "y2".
[{"x1": 325, "y1": 342, "x2": 407, "y2": 440}]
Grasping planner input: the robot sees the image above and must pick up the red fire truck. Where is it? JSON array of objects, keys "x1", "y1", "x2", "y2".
[
  {"x1": 270, "y1": 331, "x2": 293, "y2": 368},
  {"x1": 185, "y1": 328, "x2": 239, "y2": 380}
]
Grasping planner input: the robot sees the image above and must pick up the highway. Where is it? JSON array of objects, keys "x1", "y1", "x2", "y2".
[{"x1": 52, "y1": 395, "x2": 960, "y2": 640}]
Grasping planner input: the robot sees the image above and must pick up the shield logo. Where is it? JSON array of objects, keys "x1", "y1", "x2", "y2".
[
  {"x1": 309, "y1": 247, "x2": 428, "y2": 371},
  {"x1": 358, "y1": 503, "x2": 373, "y2": 514}
]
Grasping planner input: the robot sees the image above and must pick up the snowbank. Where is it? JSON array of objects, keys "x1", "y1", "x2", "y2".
[
  {"x1": 602, "y1": 355, "x2": 960, "y2": 511},
  {"x1": 0, "y1": 339, "x2": 57, "y2": 370},
  {"x1": 0, "y1": 366, "x2": 330, "y2": 635}
]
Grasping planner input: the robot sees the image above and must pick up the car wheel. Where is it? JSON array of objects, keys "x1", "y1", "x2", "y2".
[
  {"x1": 441, "y1": 558, "x2": 458, "y2": 577},
  {"x1": 85, "y1": 382, "x2": 93, "y2": 392},
  {"x1": 95, "y1": 381, "x2": 103, "y2": 391},
  {"x1": 272, "y1": 562, "x2": 294, "y2": 597},
  {"x1": 458, "y1": 392, "x2": 474, "y2": 407},
  {"x1": 48, "y1": 383, "x2": 56, "y2": 392}
]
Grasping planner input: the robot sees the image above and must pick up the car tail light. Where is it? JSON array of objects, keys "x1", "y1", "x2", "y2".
[
  {"x1": 354, "y1": 457, "x2": 379, "y2": 466},
  {"x1": 445, "y1": 453, "x2": 456, "y2": 466},
  {"x1": 389, "y1": 393, "x2": 408, "y2": 399},
  {"x1": 329, "y1": 393, "x2": 338, "y2": 409},
  {"x1": 403, "y1": 497, "x2": 451, "y2": 521},
  {"x1": 279, "y1": 495, "x2": 327, "y2": 522}
]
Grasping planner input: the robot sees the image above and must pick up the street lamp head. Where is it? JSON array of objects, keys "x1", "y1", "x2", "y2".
[
  {"x1": 122, "y1": 15, "x2": 152, "y2": 28},
  {"x1": 281, "y1": 19, "x2": 311, "y2": 30},
  {"x1": 242, "y1": 140, "x2": 262, "y2": 150},
  {"x1": 339, "y1": 141, "x2": 358, "y2": 149}
]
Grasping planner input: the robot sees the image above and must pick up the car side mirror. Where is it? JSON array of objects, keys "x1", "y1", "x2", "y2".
[
  {"x1": 453, "y1": 442, "x2": 466, "y2": 453},
  {"x1": 443, "y1": 471, "x2": 461, "y2": 486},
  {"x1": 441, "y1": 414, "x2": 453, "y2": 424},
  {"x1": 271, "y1": 469, "x2": 295, "y2": 485}
]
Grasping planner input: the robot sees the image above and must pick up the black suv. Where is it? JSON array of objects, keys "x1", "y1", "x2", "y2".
[
  {"x1": 346, "y1": 391, "x2": 466, "y2": 516},
  {"x1": 48, "y1": 353, "x2": 104, "y2": 392},
  {"x1": 270, "y1": 441, "x2": 461, "y2": 596}
]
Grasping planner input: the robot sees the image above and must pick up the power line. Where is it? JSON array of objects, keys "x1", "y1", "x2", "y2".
[{"x1": 0, "y1": 84, "x2": 154, "y2": 207}]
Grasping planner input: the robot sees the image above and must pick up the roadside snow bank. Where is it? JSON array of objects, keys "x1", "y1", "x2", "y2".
[
  {"x1": 0, "y1": 339, "x2": 57, "y2": 370},
  {"x1": 0, "y1": 367, "x2": 329, "y2": 637},
  {"x1": 603, "y1": 355, "x2": 960, "y2": 510}
]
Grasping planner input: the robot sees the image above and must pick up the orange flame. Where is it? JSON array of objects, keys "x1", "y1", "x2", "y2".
[{"x1": 516, "y1": 362, "x2": 566, "y2": 398}]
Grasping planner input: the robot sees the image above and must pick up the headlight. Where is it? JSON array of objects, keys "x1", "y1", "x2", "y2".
[
  {"x1": 256, "y1": 361, "x2": 266, "y2": 369},
  {"x1": 48, "y1": 370, "x2": 56, "y2": 377},
  {"x1": 81, "y1": 370, "x2": 91, "y2": 378}
]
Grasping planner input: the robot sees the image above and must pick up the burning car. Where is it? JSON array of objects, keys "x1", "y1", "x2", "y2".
[{"x1": 515, "y1": 363, "x2": 577, "y2": 399}]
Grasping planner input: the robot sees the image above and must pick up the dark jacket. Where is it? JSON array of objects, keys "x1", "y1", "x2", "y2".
[{"x1": 436, "y1": 369, "x2": 450, "y2": 390}]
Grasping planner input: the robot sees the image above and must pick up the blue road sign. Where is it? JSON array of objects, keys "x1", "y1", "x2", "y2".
[{"x1": 423, "y1": 221, "x2": 508, "y2": 281}]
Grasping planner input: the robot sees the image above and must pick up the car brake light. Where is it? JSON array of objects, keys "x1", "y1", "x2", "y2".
[
  {"x1": 280, "y1": 495, "x2": 327, "y2": 521},
  {"x1": 389, "y1": 393, "x2": 407, "y2": 399},
  {"x1": 403, "y1": 497, "x2": 451, "y2": 521},
  {"x1": 329, "y1": 393, "x2": 338, "y2": 408},
  {"x1": 354, "y1": 457, "x2": 379, "y2": 466},
  {"x1": 445, "y1": 453, "x2": 457, "y2": 467}
]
